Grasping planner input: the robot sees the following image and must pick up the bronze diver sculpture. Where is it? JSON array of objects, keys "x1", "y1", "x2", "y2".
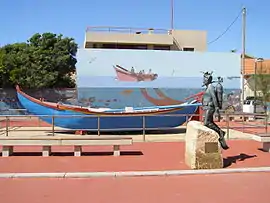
[{"x1": 201, "y1": 71, "x2": 229, "y2": 150}]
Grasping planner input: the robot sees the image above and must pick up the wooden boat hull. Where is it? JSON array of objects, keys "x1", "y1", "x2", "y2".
[
  {"x1": 114, "y1": 65, "x2": 158, "y2": 82},
  {"x1": 115, "y1": 67, "x2": 138, "y2": 82},
  {"x1": 16, "y1": 87, "x2": 201, "y2": 131}
]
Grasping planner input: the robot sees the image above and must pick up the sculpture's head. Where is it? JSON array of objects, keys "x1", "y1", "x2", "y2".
[
  {"x1": 202, "y1": 71, "x2": 213, "y2": 86},
  {"x1": 217, "y1": 76, "x2": 223, "y2": 83}
]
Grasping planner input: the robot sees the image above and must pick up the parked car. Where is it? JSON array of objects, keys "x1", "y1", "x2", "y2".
[{"x1": 243, "y1": 97, "x2": 265, "y2": 114}]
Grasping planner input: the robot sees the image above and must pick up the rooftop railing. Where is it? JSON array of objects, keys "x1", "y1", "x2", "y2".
[{"x1": 86, "y1": 26, "x2": 172, "y2": 35}]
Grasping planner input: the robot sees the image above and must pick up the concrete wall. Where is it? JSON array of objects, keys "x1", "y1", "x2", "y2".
[
  {"x1": 85, "y1": 32, "x2": 174, "y2": 46},
  {"x1": 170, "y1": 30, "x2": 207, "y2": 51}
]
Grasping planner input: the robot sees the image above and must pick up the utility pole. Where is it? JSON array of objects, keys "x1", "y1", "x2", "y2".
[
  {"x1": 241, "y1": 7, "x2": 246, "y2": 103},
  {"x1": 171, "y1": 0, "x2": 174, "y2": 30}
]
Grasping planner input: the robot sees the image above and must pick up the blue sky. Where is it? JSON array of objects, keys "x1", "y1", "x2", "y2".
[{"x1": 0, "y1": 0, "x2": 269, "y2": 58}]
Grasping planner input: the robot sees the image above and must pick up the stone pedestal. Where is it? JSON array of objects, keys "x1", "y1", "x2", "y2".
[{"x1": 185, "y1": 121, "x2": 223, "y2": 169}]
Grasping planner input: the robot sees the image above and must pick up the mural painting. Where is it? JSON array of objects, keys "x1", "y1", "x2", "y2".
[{"x1": 76, "y1": 48, "x2": 242, "y2": 108}]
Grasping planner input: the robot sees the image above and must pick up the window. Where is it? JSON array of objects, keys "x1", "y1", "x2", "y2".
[
  {"x1": 102, "y1": 44, "x2": 117, "y2": 49},
  {"x1": 101, "y1": 44, "x2": 148, "y2": 50},
  {"x1": 117, "y1": 44, "x2": 147, "y2": 49},
  {"x1": 153, "y1": 45, "x2": 171, "y2": 50},
  {"x1": 183, "y1": 47, "x2": 195, "y2": 51}
]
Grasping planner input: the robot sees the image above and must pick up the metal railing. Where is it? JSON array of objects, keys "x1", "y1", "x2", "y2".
[
  {"x1": 86, "y1": 26, "x2": 170, "y2": 35},
  {"x1": 0, "y1": 111, "x2": 269, "y2": 141},
  {"x1": 0, "y1": 109, "x2": 29, "y2": 116},
  {"x1": 0, "y1": 113, "x2": 198, "y2": 140}
]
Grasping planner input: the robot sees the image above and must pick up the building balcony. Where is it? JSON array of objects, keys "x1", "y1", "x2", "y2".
[
  {"x1": 84, "y1": 26, "x2": 207, "y2": 51},
  {"x1": 85, "y1": 27, "x2": 173, "y2": 48}
]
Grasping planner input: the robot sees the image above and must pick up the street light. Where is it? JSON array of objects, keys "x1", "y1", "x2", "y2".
[{"x1": 254, "y1": 58, "x2": 264, "y2": 113}]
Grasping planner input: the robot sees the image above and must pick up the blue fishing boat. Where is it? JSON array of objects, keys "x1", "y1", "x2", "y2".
[{"x1": 16, "y1": 86, "x2": 202, "y2": 131}]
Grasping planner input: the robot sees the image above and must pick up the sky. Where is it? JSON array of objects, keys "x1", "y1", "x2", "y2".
[{"x1": 0, "y1": 0, "x2": 269, "y2": 58}]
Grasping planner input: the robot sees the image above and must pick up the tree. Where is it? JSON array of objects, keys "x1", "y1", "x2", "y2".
[
  {"x1": 1, "y1": 43, "x2": 31, "y2": 87},
  {"x1": 251, "y1": 66, "x2": 270, "y2": 113},
  {"x1": 0, "y1": 48, "x2": 4, "y2": 86},
  {"x1": 0, "y1": 32, "x2": 78, "y2": 88}
]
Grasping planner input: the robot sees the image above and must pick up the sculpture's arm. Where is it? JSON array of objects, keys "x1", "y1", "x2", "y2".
[{"x1": 209, "y1": 85, "x2": 219, "y2": 109}]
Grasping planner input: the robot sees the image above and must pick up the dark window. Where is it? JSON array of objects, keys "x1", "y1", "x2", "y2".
[
  {"x1": 102, "y1": 44, "x2": 117, "y2": 48},
  {"x1": 117, "y1": 44, "x2": 147, "y2": 49},
  {"x1": 183, "y1": 47, "x2": 195, "y2": 51},
  {"x1": 88, "y1": 43, "x2": 171, "y2": 50},
  {"x1": 101, "y1": 44, "x2": 148, "y2": 50},
  {"x1": 153, "y1": 45, "x2": 171, "y2": 50}
]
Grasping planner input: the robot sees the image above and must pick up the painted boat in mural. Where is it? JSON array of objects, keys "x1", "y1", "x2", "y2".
[
  {"x1": 16, "y1": 86, "x2": 201, "y2": 131},
  {"x1": 113, "y1": 65, "x2": 158, "y2": 82}
]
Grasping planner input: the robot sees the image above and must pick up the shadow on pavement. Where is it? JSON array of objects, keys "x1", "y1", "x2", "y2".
[
  {"x1": 223, "y1": 153, "x2": 257, "y2": 168},
  {"x1": 47, "y1": 128, "x2": 186, "y2": 136}
]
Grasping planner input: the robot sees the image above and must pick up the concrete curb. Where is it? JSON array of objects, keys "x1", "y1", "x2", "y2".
[{"x1": 0, "y1": 167, "x2": 270, "y2": 178}]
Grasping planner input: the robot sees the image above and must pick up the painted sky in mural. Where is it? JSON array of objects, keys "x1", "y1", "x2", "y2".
[{"x1": 76, "y1": 49, "x2": 241, "y2": 89}]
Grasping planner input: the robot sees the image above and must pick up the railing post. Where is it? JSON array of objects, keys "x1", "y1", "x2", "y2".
[
  {"x1": 142, "y1": 116, "x2": 146, "y2": 142},
  {"x1": 5, "y1": 116, "x2": 9, "y2": 137},
  {"x1": 242, "y1": 113, "x2": 244, "y2": 133},
  {"x1": 52, "y1": 115, "x2": 55, "y2": 136},
  {"x1": 226, "y1": 113, "x2": 229, "y2": 140},
  {"x1": 97, "y1": 115, "x2": 100, "y2": 136},
  {"x1": 38, "y1": 117, "x2": 41, "y2": 127},
  {"x1": 199, "y1": 107, "x2": 203, "y2": 122},
  {"x1": 265, "y1": 113, "x2": 268, "y2": 134}
]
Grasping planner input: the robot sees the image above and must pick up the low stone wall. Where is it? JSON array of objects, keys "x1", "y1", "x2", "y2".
[{"x1": 0, "y1": 88, "x2": 77, "y2": 115}]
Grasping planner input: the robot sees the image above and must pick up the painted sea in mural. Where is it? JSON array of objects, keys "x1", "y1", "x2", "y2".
[
  {"x1": 77, "y1": 87, "x2": 240, "y2": 108},
  {"x1": 76, "y1": 48, "x2": 241, "y2": 108}
]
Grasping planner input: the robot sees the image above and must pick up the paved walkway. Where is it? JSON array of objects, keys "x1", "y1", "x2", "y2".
[
  {"x1": 0, "y1": 140, "x2": 269, "y2": 173},
  {"x1": 0, "y1": 172, "x2": 269, "y2": 203},
  {"x1": 1, "y1": 117, "x2": 269, "y2": 202}
]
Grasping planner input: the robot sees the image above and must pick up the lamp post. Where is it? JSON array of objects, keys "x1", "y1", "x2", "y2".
[
  {"x1": 241, "y1": 7, "x2": 246, "y2": 103},
  {"x1": 254, "y1": 57, "x2": 264, "y2": 113},
  {"x1": 171, "y1": 0, "x2": 174, "y2": 30}
]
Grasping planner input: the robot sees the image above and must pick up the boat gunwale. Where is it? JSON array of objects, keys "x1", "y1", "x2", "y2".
[{"x1": 16, "y1": 85, "x2": 200, "y2": 116}]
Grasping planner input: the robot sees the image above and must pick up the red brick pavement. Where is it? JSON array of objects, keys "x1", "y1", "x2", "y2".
[
  {"x1": 0, "y1": 117, "x2": 51, "y2": 127},
  {"x1": 0, "y1": 140, "x2": 269, "y2": 173},
  {"x1": 0, "y1": 172, "x2": 270, "y2": 203}
]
